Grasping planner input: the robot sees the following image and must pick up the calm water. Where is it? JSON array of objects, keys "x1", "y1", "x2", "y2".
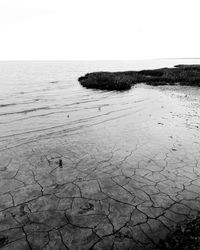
[{"x1": 0, "y1": 59, "x2": 200, "y2": 150}]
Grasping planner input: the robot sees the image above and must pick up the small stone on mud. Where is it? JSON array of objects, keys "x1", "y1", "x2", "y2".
[
  {"x1": 79, "y1": 203, "x2": 94, "y2": 213},
  {"x1": 19, "y1": 204, "x2": 27, "y2": 217},
  {"x1": 59, "y1": 159, "x2": 63, "y2": 167}
]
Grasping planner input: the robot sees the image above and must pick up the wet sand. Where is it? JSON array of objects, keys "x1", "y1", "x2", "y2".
[{"x1": 0, "y1": 84, "x2": 200, "y2": 249}]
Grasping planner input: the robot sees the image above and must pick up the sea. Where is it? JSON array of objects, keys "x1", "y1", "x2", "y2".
[{"x1": 0, "y1": 59, "x2": 199, "y2": 151}]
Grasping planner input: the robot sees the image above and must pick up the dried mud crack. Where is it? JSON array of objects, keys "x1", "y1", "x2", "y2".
[{"x1": 0, "y1": 86, "x2": 200, "y2": 249}]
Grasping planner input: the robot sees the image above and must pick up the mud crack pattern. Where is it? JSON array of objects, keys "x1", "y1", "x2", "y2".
[{"x1": 0, "y1": 86, "x2": 200, "y2": 249}]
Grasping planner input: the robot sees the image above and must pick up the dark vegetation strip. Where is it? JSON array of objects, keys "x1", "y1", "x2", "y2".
[{"x1": 78, "y1": 64, "x2": 200, "y2": 91}]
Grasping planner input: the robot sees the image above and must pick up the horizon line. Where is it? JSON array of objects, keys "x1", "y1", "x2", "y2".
[{"x1": 0, "y1": 58, "x2": 200, "y2": 62}]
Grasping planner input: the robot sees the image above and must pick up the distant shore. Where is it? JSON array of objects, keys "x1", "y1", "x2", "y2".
[{"x1": 78, "y1": 64, "x2": 200, "y2": 91}]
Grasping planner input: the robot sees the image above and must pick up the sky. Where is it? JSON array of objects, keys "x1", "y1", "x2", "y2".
[{"x1": 0, "y1": 0, "x2": 200, "y2": 60}]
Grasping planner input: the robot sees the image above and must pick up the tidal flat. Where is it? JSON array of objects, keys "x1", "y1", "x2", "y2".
[{"x1": 0, "y1": 61, "x2": 200, "y2": 249}]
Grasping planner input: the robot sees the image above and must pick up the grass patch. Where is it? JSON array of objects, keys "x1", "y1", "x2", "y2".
[{"x1": 78, "y1": 65, "x2": 200, "y2": 91}]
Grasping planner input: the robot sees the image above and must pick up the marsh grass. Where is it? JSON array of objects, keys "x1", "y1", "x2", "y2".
[{"x1": 78, "y1": 65, "x2": 200, "y2": 91}]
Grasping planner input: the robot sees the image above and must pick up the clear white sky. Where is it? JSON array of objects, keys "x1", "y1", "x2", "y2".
[{"x1": 0, "y1": 0, "x2": 200, "y2": 60}]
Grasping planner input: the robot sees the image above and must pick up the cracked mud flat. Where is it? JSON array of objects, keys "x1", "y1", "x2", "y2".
[{"x1": 1, "y1": 63, "x2": 200, "y2": 249}]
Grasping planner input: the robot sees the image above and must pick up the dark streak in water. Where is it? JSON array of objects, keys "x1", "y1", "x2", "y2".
[
  {"x1": 0, "y1": 103, "x2": 17, "y2": 107},
  {"x1": 0, "y1": 107, "x2": 50, "y2": 116},
  {"x1": 0, "y1": 110, "x2": 136, "y2": 152},
  {"x1": 49, "y1": 81, "x2": 59, "y2": 84},
  {"x1": 0, "y1": 104, "x2": 135, "y2": 136}
]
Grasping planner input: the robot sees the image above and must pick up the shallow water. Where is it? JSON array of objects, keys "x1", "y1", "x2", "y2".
[
  {"x1": 0, "y1": 59, "x2": 199, "y2": 149},
  {"x1": 0, "y1": 60, "x2": 200, "y2": 249}
]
